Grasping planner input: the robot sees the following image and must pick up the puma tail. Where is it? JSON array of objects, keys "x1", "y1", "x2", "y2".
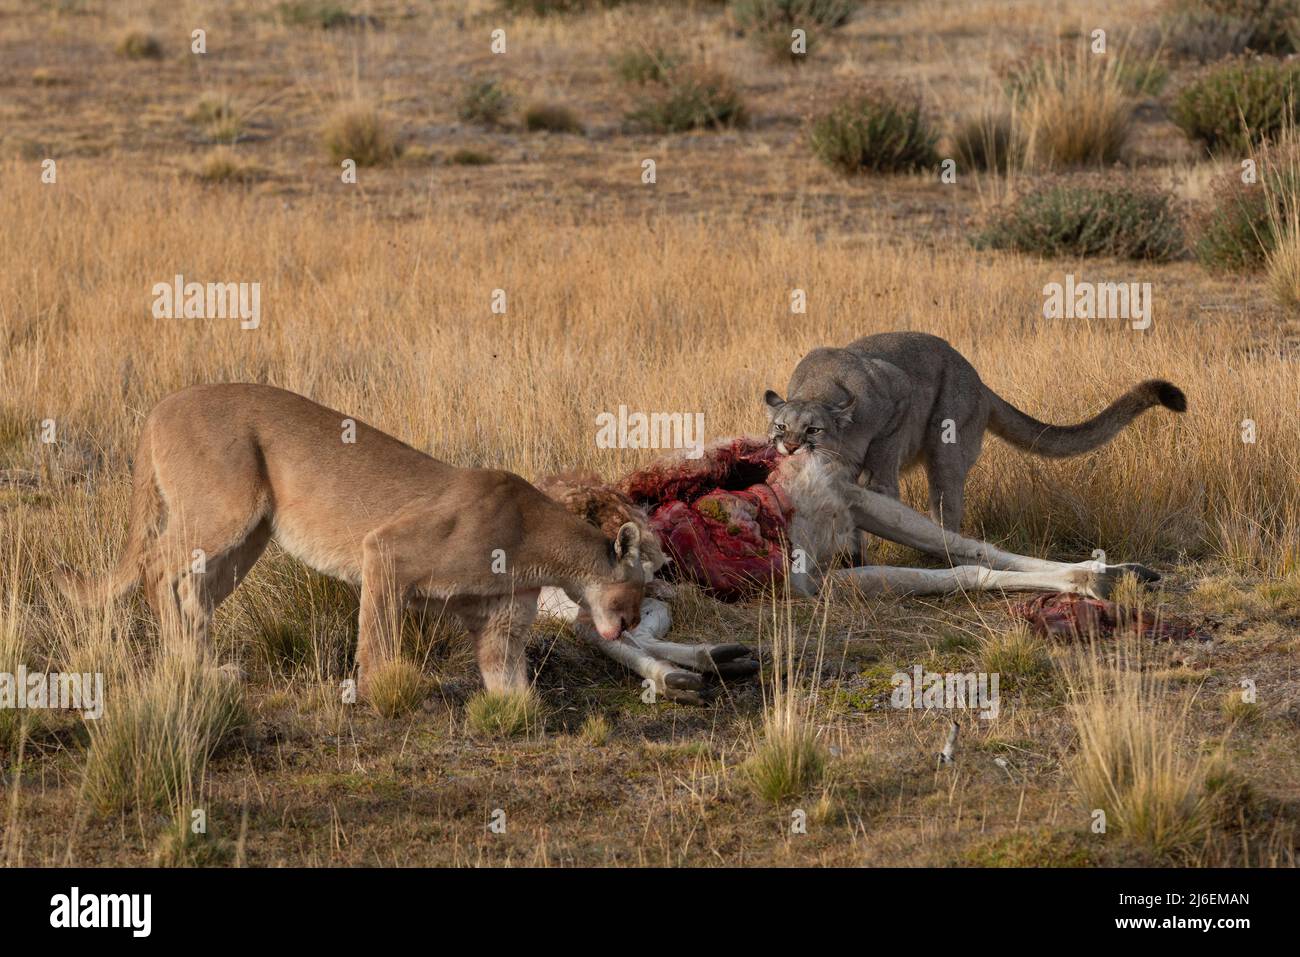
[
  {"x1": 53, "y1": 425, "x2": 160, "y2": 606},
  {"x1": 987, "y1": 379, "x2": 1186, "y2": 458}
]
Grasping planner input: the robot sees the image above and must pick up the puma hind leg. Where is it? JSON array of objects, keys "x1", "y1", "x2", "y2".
[{"x1": 923, "y1": 412, "x2": 985, "y2": 531}]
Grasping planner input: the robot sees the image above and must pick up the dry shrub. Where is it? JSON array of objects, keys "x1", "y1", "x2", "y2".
[{"x1": 322, "y1": 102, "x2": 401, "y2": 166}]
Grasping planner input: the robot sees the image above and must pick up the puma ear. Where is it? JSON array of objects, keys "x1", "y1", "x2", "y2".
[
  {"x1": 764, "y1": 390, "x2": 785, "y2": 419},
  {"x1": 614, "y1": 522, "x2": 641, "y2": 564},
  {"x1": 829, "y1": 396, "x2": 855, "y2": 427}
]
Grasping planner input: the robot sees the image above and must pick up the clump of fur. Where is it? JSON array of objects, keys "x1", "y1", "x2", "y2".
[{"x1": 537, "y1": 471, "x2": 666, "y2": 574}]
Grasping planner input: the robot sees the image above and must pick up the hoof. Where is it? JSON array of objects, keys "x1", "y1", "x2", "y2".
[
  {"x1": 664, "y1": 670, "x2": 704, "y2": 692},
  {"x1": 704, "y1": 643, "x2": 753, "y2": 665},
  {"x1": 712, "y1": 659, "x2": 760, "y2": 681},
  {"x1": 1112, "y1": 562, "x2": 1161, "y2": 584}
]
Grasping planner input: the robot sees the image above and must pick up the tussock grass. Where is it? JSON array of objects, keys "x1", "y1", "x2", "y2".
[
  {"x1": 233, "y1": 561, "x2": 354, "y2": 681},
  {"x1": 578, "y1": 713, "x2": 611, "y2": 745},
  {"x1": 82, "y1": 652, "x2": 245, "y2": 814},
  {"x1": 1221, "y1": 688, "x2": 1263, "y2": 725},
  {"x1": 365, "y1": 658, "x2": 428, "y2": 718},
  {"x1": 152, "y1": 816, "x2": 235, "y2": 867},
  {"x1": 1064, "y1": 641, "x2": 1216, "y2": 856},
  {"x1": 193, "y1": 148, "x2": 262, "y2": 184},
  {"x1": 0, "y1": 562, "x2": 38, "y2": 762},
  {"x1": 742, "y1": 587, "x2": 828, "y2": 803},
  {"x1": 1014, "y1": 43, "x2": 1134, "y2": 169},
  {"x1": 612, "y1": 46, "x2": 680, "y2": 85},
  {"x1": 466, "y1": 688, "x2": 543, "y2": 738},
  {"x1": 189, "y1": 94, "x2": 243, "y2": 144},
  {"x1": 1261, "y1": 117, "x2": 1300, "y2": 308},
  {"x1": 978, "y1": 625, "x2": 1053, "y2": 694},
  {"x1": 447, "y1": 148, "x2": 494, "y2": 166},
  {"x1": 321, "y1": 103, "x2": 401, "y2": 166},
  {"x1": 276, "y1": 2, "x2": 376, "y2": 30},
  {"x1": 950, "y1": 107, "x2": 1022, "y2": 175}
]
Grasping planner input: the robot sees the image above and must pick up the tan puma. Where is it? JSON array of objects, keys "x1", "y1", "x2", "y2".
[{"x1": 56, "y1": 383, "x2": 646, "y2": 697}]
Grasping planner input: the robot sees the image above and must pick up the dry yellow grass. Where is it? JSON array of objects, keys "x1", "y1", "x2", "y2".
[
  {"x1": 3, "y1": 168, "x2": 1295, "y2": 573},
  {"x1": 1018, "y1": 41, "x2": 1134, "y2": 169},
  {"x1": 1064, "y1": 640, "x2": 1216, "y2": 856}
]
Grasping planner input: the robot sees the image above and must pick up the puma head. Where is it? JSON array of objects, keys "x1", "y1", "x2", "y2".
[
  {"x1": 586, "y1": 522, "x2": 646, "y2": 640},
  {"x1": 763, "y1": 390, "x2": 855, "y2": 459}
]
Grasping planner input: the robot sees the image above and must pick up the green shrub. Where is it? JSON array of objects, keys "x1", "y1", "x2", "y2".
[
  {"x1": 1193, "y1": 174, "x2": 1273, "y2": 269},
  {"x1": 1163, "y1": 0, "x2": 1299, "y2": 60},
  {"x1": 276, "y1": 2, "x2": 377, "y2": 29},
  {"x1": 499, "y1": 0, "x2": 626, "y2": 12},
  {"x1": 730, "y1": 0, "x2": 855, "y2": 32},
  {"x1": 613, "y1": 47, "x2": 681, "y2": 85},
  {"x1": 977, "y1": 181, "x2": 1185, "y2": 260},
  {"x1": 1172, "y1": 58, "x2": 1300, "y2": 154},
  {"x1": 458, "y1": 78, "x2": 512, "y2": 127},
  {"x1": 626, "y1": 68, "x2": 747, "y2": 132},
  {"x1": 809, "y1": 91, "x2": 938, "y2": 174},
  {"x1": 730, "y1": 0, "x2": 855, "y2": 60},
  {"x1": 524, "y1": 102, "x2": 584, "y2": 133}
]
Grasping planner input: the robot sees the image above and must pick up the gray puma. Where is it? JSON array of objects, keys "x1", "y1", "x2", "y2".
[
  {"x1": 764, "y1": 331, "x2": 1186, "y2": 530},
  {"x1": 56, "y1": 383, "x2": 647, "y2": 698}
]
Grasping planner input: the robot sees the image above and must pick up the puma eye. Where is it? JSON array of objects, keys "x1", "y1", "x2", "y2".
[
  {"x1": 806, "y1": 427, "x2": 823, "y2": 436},
  {"x1": 774, "y1": 423, "x2": 786, "y2": 433}
]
